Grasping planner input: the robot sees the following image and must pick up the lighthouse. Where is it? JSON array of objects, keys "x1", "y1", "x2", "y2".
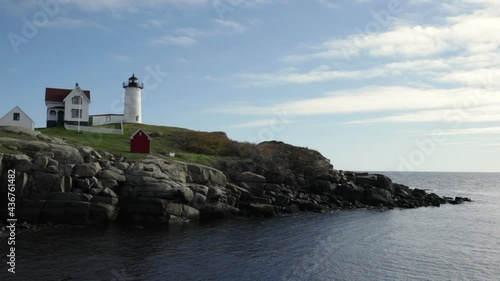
[{"x1": 123, "y1": 74, "x2": 143, "y2": 123}]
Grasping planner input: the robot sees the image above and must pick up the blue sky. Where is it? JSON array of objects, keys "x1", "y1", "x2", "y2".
[{"x1": 1, "y1": 0, "x2": 499, "y2": 172}]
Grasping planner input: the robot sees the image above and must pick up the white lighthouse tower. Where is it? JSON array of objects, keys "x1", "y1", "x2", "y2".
[{"x1": 123, "y1": 74, "x2": 143, "y2": 123}]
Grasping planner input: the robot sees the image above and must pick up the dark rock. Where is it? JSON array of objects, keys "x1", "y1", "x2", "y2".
[
  {"x1": 186, "y1": 184, "x2": 209, "y2": 196},
  {"x1": 45, "y1": 165, "x2": 61, "y2": 174},
  {"x1": 88, "y1": 202, "x2": 117, "y2": 223},
  {"x1": 236, "y1": 172, "x2": 266, "y2": 183},
  {"x1": 73, "y1": 163, "x2": 102, "y2": 178},
  {"x1": 247, "y1": 203, "x2": 276, "y2": 217},
  {"x1": 200, "y1": 202, "x2": 240, "y2": 219},
  {"x1": 365, "y1": 188, "x2": 393, "y2": 206},
  {"x1": 32, "y1": 154, "x2": 49, "y2": 171},
  {"x1": 42, "y1": 200, "x2": 90, "y2": 224},
  {"x1": 207, "y1": 186, "x2": 224, "y2": 201},
  {"x1": 91, "y1": 195, "x2": 118, "y2": 206},
  {"x1": 273, "y1": 195, "x2": 291, "y2": 207},
  {"x1": 284, "y1": 204, "x2": 300, "y2": 214},
  {"x1": 49, "y1": 144, "x2": 83, "y2": 164},
  {"x1": 97, "y1": 169, "x2": 126, "y2": 182},
  {"x1": 30, "y1": 171, "x2": 63, "y2": 199},
  {"x1": 191, "y1": 193, "x2": 207, "y2": 210},
  {"x1": 4, "y1": 154, "x2": 32, "y2": 173},
  {"x1": 100, "y1": 187, "x2": 118, "y2": 198},
  {"x1": 49, "y1": 192, "x2": 92, "y2": 202},
  {"x1": 336, "y1": 182, "x2": 365, "y2": 202},
  {"x1": 294, "y1": 199, "x2": 325, "y2": 212},
  {"x1": 187, "y1": 164, "x2": 226, "y2": 186},
  {"x1": 99, "y1": 179, "x2": 118, "y2": 189}
]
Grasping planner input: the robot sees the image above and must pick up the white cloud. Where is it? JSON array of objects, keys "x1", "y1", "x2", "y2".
[
  {"x1": 45, "y1": 17, "x2": 106, "y2": 29},
  {"x1": 317, "y1": 0, "x2": 337, "y2": 9},
  {"x1": 445, "y1": 127, "x2": 500, "y2": 135},
  {"x1": 149, "y1": 35, "x2": 197, "y2": 46},
  {"x1": 113, "y1": 55, "x2": 131, "y2": 62},
  {"x1": 176, "y1": 27, "x2": 210, "y2": 37},
  {"x1": 213, "y1": 19, "x2": 245, "y2": 33},
  {"x1": 209, "y1": 86, "x2": 500, "y2": 116},
  {"x1": 282, "y1": 6, "x2": 500, "y2": 62},
  {"x1": 229, "y1": 118, "x2": 290, "y2": 128},
  {"x1": 347, "y1": 104, "x2": 500, "y2": 124}
]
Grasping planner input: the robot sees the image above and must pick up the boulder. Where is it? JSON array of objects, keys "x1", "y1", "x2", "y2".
[
  {"x1": 74, "y1": 178, "x2": 93, "y2": 192},
  {"x1": 247, "y1": 203, "x2": 276, "y2": 217},
  {"x1": 80, "y1": 146, "x2": 102, "y2": 162},
  {"x1": 335, "y1": 182, "x2": 365, "y2": 202},
  {"x1": 32, "y1": 154, "x2": 49, "y2": 171},
  {"x1": 365, "y1": 188, "x2": 393, "y2": 206},
  {"x1": 45, "y1": 165, "x2": 61, "y2": 174},
  {"x1": 236, "y1": 172, "x2": 266, "y2": 183},
  {"x1": 49, "y1": 192, "x2": 92, "y2": 202},
  {"x1": 0, "y1": 126, "x2": 40, "y2": 137},
  {"x1": 100, "y1": 187, "x2": 118, "y2": 198},
  {"x1": 200, "y1": 202, "x2": 240, "y2": 219},
  {"x1": 89, "y1": 187, "x2": 105, "y2": 196},
  {"x1": 162, "y1": 163, "x2": 188, "y2": 183},
  {"x1": 90, "y1": 196, "x2": 119, "y2": 206},
  {"x1": 97, "y1": 169, "x2": 126, "y2": 182},
  {"x1": 186, "y1": 184, "x2": 209, "y2": 196},
  {"x1": 187, "y1": 164, "x2": 226, "y2": 186},
  {"x1": 73, "y1": 162, "x2": 102, "y2": 178},
  {"x1": 191, "y1": 193, "x2": 207, "y2": 210},
  {"x1": 113, "y1": 162, "x2": 129, "y2": 171},
  {"x1": 49, "y1": 144, "x2": 83, "y2": 164},
  {"x1": 88, "y1": 202, "x2": 118, "y2": 222},
  {"x1": 30, "y1": 171, "x2": 63, "y2": 199},
  {"x1": 138, "y1": 185, "x2": 193, "y2": 204},
  {"x1": 239, "y1": 182, "x2": 266, "y2": 196},
  {"x1": 99, "y1": 179, "x2": 118, "y2": 189},
  {"x1": 294, "y1": 199, "x2": 325, "y2": 212},
  {"x1": 3, "y1": 154, "x2": 32, "y2": 173},
  {"x1": 165, "y1": 203, "x2": 200, "y2": 220},
  {"x1": 207, "y1": 186, "x2": 224, "y2": 201}
]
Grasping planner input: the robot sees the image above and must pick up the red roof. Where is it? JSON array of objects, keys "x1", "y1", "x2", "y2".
[{"x1": 45, "y1": 88, "x2": 91, "y2": 102}]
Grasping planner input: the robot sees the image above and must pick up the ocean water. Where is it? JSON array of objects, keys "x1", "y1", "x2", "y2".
[{"x1": 2, "y1": 172, "x2": 499, "y2": 281}]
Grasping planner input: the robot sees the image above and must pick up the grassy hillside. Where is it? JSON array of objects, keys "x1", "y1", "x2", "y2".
[{"x1": 37, "y1": 123, "x2": 254, "y2": 165}]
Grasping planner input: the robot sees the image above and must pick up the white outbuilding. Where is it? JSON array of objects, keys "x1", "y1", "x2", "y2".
[{"x1": 0, "y1": 106, "x2": 35, "y2": 130}]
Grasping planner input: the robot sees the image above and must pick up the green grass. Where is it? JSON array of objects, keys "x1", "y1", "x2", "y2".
[{"x1": 35, "y1": 123, "x2": 243, "y2": 165}]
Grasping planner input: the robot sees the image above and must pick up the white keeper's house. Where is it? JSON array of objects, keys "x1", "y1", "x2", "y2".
[{"x1": 45, "y1": 74, "x2": 143, "y2": 128}]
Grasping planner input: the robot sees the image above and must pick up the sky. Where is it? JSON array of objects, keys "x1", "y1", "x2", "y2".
[{"x1": 1, "y1": 0, "x2": 499, "y2": 172}]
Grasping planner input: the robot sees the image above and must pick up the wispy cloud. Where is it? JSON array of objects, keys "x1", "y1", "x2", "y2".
[
  {"x1": 228, "y1": 118, "x2": 290, "y2": 128},
  {"x1": 113, "y1": 55, "x2": 131, "y2": 62},
  {"x1": 209, "y1": 86, "x2": 498, "y2": 116},
  {"x1": 149, "y1": 35, "x2": 197, "y2": 46},
  {"x1": 45, "y1": 17, "x2": 107, "y2": 29},
  {"x1": 213, "y1": 19, "x2": 245, "y2": 33},
  {"x1": 445, "y1": 126, "x2": 500, "y2": 135},
  {"x1": 317, "y1": 0, "x2": 338, "y2": 9}
]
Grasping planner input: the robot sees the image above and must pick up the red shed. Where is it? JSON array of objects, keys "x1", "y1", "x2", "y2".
[{"x1": 130, "y1": 128, "x2": 151, "y2": 153}]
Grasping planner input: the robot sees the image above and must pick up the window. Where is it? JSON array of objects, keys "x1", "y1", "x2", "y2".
[
  {"x1": 135, "y1": 115, "x2": 139, "y2": 121},
  {"x1": 71, "y1": 109, "x2": 82, "y2": 118},
  {"x1": 49, "y1": 110, "x2": 56, "y2": 116},
  {"x1": 106, "y1": 115, "x2": 111, "y2": 122},
  {"x1": 72, "y1": 96, "x2": 81, "y2": 104},
  {"x1": 13, "y1": 113, "x2": 20, "y2": 121}
]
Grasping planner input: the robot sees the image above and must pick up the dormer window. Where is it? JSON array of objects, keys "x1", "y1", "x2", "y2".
[{"x1": 72, "y1": 96, "x2": 81, "y2": 104}]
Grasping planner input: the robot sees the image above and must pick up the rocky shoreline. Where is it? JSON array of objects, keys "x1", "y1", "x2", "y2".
[{"x1": 0, "y1": 129, "x2": 471, "y2": 227}]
